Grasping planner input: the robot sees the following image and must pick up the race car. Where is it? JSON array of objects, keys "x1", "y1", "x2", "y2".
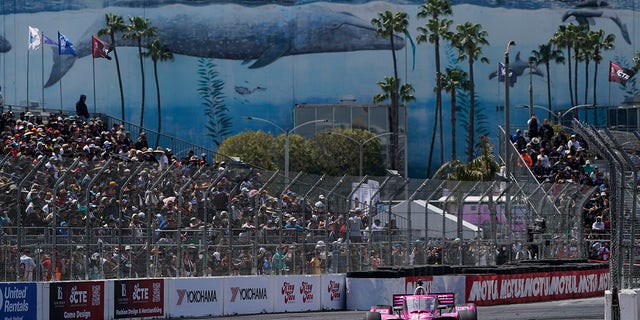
[{"x1": 364, "y1": 286, "x2": 477, "y2": 320}]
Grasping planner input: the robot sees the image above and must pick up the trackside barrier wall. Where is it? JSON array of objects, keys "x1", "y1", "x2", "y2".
[
  {"x1": 0, "y1": 275, "x2": 345, "y2": 319},
  {"x1": 346, "y1": 262, "x2": 609, "y2": 310},
  {"x1": 604, "y1": 289, "x2": 640, "y2": 320}
]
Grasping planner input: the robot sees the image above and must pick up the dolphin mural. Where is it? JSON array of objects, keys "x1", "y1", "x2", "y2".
[
  {"x1": 44, "y1": 4, "x2": 405, "y2": 87},
  {"x1": 562, "y1": 9, "x2": 631, "y2": 45},
  {"x1": 488, "y1": 51, "x2": 544, "y2": 81}
]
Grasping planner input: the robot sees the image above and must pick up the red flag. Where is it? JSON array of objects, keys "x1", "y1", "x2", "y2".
[
  {"x1": 92, "y1": 35, "x2": 111, "y2": 60},
  {"x1": 609, "y1": 61, "x2": 635, "y2": 85}
]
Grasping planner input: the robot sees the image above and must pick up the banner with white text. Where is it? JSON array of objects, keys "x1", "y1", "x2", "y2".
[
  {"x1": 465, "y1": 268, "x2": 609, "y2": 306},
  {"x1": 113, "y1": 279, "x2": 164, "y2": 318},
  {"x1": 48, "y1": 281, "x2": 104, "y2": 320},
  {"x1": 0, "y1": 282, "x2": 37, "y2": 320}
]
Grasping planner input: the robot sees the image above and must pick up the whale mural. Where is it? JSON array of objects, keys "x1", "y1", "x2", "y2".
[{"x1": 44, "y1": 3, "x2": 405, "y2": 87}]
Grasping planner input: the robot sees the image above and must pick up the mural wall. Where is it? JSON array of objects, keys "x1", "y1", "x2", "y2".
[{"x1": 0, "y1": 0, "x2": 638, "y2": 177}]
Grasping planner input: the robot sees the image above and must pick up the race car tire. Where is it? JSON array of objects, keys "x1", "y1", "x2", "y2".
[
  {"x1": 457, "y1": 305, "x2": 477, "y2": 320},
  {"x1": 364, "y1": 311, "x2": 382, "y2": 320}
]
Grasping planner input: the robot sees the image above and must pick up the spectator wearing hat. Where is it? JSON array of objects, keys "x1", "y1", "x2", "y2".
[
  {"x1": 567, "y1": 134, "x2": 581, "y2": 153},
  {"x1": 512, "y1": 129, "x2": 527, "y2": 152},
  {"x1": 583, "y1": 160, "x2": 596, "y2": 176}
]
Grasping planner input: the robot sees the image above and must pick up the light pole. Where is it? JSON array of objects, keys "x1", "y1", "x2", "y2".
[
  {"x1": 245, "y1": 117, "x2": 328, "y2": 184},
  {"x1": 504, "y1": 40, "x2": 515, "y2": 172},
  {"x1": 327, "y1": 131, "x2": 393, "y2": 177},
  {"x1": 504, "y1": 40, "x2": 515, "y2": 247}
]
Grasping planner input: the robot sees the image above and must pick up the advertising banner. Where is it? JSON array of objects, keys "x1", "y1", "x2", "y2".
[
  {"x1": 223, "y1": 276, "x2": 272, "y2": 315},
  {"x1": 0, "y1": 282, "x2": 36, "y2": 320},
  {"x1": 167, "y1": 278, "x2": 223, "y2": 317},
  {"x1": 113, "y1": 279, "x2": 164, "y2": 318},
  {"x1": 465, "y1": 268, "x2": 610, "y2": 306},
  {"x1": 49, "y1": 281, "x2": 104, "y2": 320},
  {"x1": 346, "y1": 277, "x2": 404, "y2": 311},
  {"x1": 273, "y1": 275, "x2": 321, "y2": 313},
  {"x1": 320, "y1": 274, "x2": 345, "y2": 310}
]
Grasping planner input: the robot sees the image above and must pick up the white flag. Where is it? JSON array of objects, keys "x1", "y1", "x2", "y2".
[{"x1": 28, "y1": 26, "x2": 41, "y2": 50}]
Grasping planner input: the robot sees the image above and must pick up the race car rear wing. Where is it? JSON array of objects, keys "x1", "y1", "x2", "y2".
[{"x1": 392, "y1": 292, "x2": 456, "y2": 308}]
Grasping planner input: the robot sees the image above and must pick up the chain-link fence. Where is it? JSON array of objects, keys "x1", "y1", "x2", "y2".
[{"x1": 0, "y1": 106, "x2": 598, "y2": 282}]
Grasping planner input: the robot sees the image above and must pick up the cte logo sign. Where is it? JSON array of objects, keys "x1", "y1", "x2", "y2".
[
  {"x1": 132, "y1": 284, "x2": 149, "y2": 301},
  {"x1": 299, "y1": 282, "x2": 313, "y2": 303},
  {"x1": 328, "y1": 280, "x2": 341, "y2": 301},
  {"x1": 281, "y1": 282, "x2": 296, "y2": 303},
  {"x1": 69, "y1": 286, "x2": 88, "y2": 304}
]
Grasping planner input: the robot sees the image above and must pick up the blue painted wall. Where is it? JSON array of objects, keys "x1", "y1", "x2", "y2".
[{"x1": 0, "y1": 0, "x2": 638, "y2": 177}]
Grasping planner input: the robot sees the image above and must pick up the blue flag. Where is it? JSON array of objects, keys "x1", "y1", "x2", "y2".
[
  {"x1": 43, "y1": 35, "x2": 57, "y2": 46},
  {"x1": 58, "y1": 32, "x2": 77, "y2": 56},
  {"x1": 497, "y1": 61, "x2": 516, "y2": 87}
]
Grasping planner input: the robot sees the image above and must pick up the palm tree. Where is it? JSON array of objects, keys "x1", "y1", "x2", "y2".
[
  {"x1": 441, "y1": 67, "x2": 467, "y2": 161},
  {"x1": 451, "y1": 22, "x2": 489, "y2": 162},
  {"x1": 371, "y1": 10, "x2": 409, "y2": 171},
  {"x1": 552, "y1": 24, "x2": 577, "y2": 108},
  {"x1": 571, "y1": 24, "x2": 588, "y2": 106},
  {"x1": 142, "y1": 39, "x2": 174, "y2": 147},
  {"x1": 530, "y1": 41, "x2": 564, "y2": 120},
  {"x1": 97, "y1": 13, "x2": 128, "y2": 122},
  {"x1": 123, "y1": 16, "x2": 157, "y2": 129},
  {"x1": 578, "y1": 32, "x2": 595, "y2": 120},
  {"x1": 590, "y1": 29, "x2": 615, "y2": 126},
  {"x1": 416, "y1": 0, "x2": 453, "y2": 176}
]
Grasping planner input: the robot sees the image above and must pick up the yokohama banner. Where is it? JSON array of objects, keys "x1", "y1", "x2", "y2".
[
  {"x1": 465, "y1": 268, "x2": 609, "y2": 306},
  {"x1": 167, "y1": 278, "x2": 223, "y2": 318},
  {"x1": 223, "y1": 276, "x2": 272, "y2": 315}
]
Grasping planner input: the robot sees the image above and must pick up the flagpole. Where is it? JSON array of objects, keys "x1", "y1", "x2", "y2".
[
  {"x1": 59, "y1": 80, "x2": 63, "y2": 113},
  {"x1": 41, "y1": 32, "x2": 45, "y2": 112},
  {"x1": 26, "y1": 47, "x2": 29, "y2": 110},
  {"x1": 92, "y1": 55, "x2": 96, "y2": 115}
]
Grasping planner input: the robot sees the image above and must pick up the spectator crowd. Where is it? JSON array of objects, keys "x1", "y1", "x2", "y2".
[{"x1": 511, "y1": 114, "x2": 611, "y2": 261}]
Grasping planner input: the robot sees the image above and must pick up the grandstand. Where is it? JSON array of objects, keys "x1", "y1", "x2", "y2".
[{"x1": 0, "y1": 105, "x2": 626, "y2": 286}]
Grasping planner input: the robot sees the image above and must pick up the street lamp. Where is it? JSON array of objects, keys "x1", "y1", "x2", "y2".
[
  {"x1": 244, "y1": 116, "x2": 328, "y2": 184},
  {"x1": 327, "y1": 131, "x2": 393, "y2": 177},
  {"x1": 516, "y1": 104, "x2": 596, "y2": 126},
  {"x1": 504, "y1": 40, "x2": 515, "y2": 246}
]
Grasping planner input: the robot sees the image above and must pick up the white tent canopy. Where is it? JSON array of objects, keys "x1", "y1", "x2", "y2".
[{"x1": 390, "y1": 199, "x2": 481, "y2": 240}]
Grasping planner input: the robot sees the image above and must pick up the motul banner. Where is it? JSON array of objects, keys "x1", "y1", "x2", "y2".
[{"x1": 465, "y1": 268, "x2": 609, "y2": 306}]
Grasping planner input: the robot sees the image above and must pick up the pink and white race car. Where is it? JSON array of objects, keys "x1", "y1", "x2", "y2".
[{"x1": 364, "y1": 291, "x2": 477, "y2": 320}]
